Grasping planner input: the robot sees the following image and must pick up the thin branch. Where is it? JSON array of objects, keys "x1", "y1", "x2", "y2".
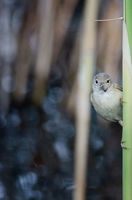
[{"x1": 95, "y1": 16, "x2": 123, "y2": 21}]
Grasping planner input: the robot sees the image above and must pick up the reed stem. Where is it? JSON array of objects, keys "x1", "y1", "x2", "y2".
[{"x1": 123, "y1": 0, "x2": 132, "y2": 199}]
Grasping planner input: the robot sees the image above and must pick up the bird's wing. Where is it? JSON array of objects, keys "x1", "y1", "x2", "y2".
[
  {"x1": 113, "y1": 83, "x2": 123, "y2": 91},
  {"x1": 113, "y1": 83, "x2": 123, "y2": 105}
]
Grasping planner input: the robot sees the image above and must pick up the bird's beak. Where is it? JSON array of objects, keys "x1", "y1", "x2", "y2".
[{"x1": 100, "y1": 83, "x2": 107, "y2": 92}]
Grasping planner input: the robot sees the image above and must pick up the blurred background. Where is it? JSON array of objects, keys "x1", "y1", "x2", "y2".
[{"x1": 0, "y1": 0, "x2": 122, "y2": 199}]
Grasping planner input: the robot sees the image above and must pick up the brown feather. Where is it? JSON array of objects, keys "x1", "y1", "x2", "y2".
[{"x1": 113, "y1": 83, "x2": 123, "y2": 92}]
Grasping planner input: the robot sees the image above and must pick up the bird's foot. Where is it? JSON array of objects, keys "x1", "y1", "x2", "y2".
[
  {"x1": 121, "y1": 140, "x2": 128, "y2": 149},
  {"x1": 120, "y1": 98, "x2": 127, "y2": 104},
  {"x1": 118, "y1": 120, "x2": 123, "y2": 127}
]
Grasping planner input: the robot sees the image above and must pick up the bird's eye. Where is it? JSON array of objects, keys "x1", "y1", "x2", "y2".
[
  {"x1": 95, "y1": 80, "x2": 98, "y2": 84},
  {"x1": 106, "y1": 79, "x2": 110, "y2": 83}
]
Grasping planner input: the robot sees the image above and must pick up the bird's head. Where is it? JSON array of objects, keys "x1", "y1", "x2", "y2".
[{"x1": 93, "y1": 73, "x2": 112, "y2": 92}]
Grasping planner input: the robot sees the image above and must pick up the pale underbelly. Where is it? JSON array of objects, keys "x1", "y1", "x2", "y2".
[{"x1": 92, "y1": 94, "x2": 122, "y2": 122}]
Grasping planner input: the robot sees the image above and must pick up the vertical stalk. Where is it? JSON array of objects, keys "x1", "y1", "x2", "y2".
[
  {"x1": 125, "y1": 0, "x2": 132, "y2": 55},
  {"x1": 32, "y1": 0, "x2": 55, "y2": 104},
  {"x1": 73, "y1": 1, "x2": 99, "y2": 200},
  {"x1": 123, "y1": 0, "x2": 132, "y2": 200}
]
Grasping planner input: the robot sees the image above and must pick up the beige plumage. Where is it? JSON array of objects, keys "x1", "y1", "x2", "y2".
[{"x1": 91, "y1": 73, "x2": 123, "y2": 126}]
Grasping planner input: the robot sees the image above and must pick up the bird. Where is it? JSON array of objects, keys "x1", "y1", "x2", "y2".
[{"x1": 91, "y1": 72, "x2": 123, "y2": 126}]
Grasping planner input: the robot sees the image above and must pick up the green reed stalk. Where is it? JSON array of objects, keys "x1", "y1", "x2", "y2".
[{"x1": 123, "y1": 0, "x2": 132, "y2": 200}]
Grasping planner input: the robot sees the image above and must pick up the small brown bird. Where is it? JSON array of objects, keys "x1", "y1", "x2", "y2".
[{"x1": 91, "y1": 73, "x2": 123, "y2": 126}]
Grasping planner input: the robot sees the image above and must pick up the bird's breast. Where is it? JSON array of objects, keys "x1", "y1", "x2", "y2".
[{"x1": 91, "y1": 89, "x2": 122, "y2": 122}]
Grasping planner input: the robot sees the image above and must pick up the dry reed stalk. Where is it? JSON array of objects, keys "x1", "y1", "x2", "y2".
[
  {"x1": 73, "y1": 1, "x2": 99, "y2": 200},
  {"x1": 14, "y1": 0, "x2": 38, "y2": 101},
  {"x1": 97, "y1": 0, "x2": 122, "y2": 82},
  {"x1": 53, "y1": 0, "x2": 79, "y2": 62},
  {"x1": 32, "y1": 0, "x2": 55, "y2": 104},
  {"x1": 67, "y1": 32, "x2": 80, "y2": 115}
]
